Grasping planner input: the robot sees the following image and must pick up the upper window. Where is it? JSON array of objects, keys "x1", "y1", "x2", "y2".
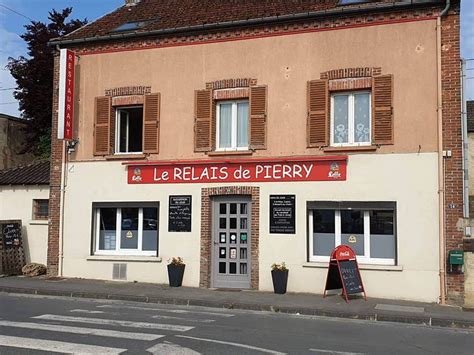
[
  {"x1": 308, "y1": 203, "x2": 396, "y2": 265},
  {"x1": 115, "y1": 106, "x2": 143, "y2": 154},
  {"x1": 111, "y1": 19, "x2": 155, "y2": 33},
  {"x1": 33, "y1": 199, "x2": 49, "y2": 220},
  {"x1": 216, "y1": 100, "x2": 249, "y2": 151},
  {"x1": 330, "y1": 91, "x2": 371, "y2": 147},
  {"x1": 94, "y1": 203, "x2": 158, "y2": 256}
]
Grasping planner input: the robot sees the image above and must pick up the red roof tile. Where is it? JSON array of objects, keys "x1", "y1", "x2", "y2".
[{"x1": 58, "y1": 0, "x2": 432, "y2": 43}]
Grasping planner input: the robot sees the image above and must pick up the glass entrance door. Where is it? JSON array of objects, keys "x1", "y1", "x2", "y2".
[{"x1": 212, "y1": 197, "x2": 251, "y2": 289}]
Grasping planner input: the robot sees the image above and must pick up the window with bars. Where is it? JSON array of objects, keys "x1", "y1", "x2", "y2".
[{"x1": 33, "y1": 199, "x2": 49, "y2": 220}]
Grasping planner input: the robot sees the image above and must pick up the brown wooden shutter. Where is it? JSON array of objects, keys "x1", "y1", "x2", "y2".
[
  {"x1": 307, "y1": 80, "x2": 329, "y2": 147},
  {"x1": 194, "y1": 89, "x2": 212, "y2": 152},
  {"x1": 94, "y1": 96, "x2": 112, "y2": 156},
  {"x1": 372, "y1": 74, "x2": 394, "y2": 145},
  {"x1": 249, "y1": 85, "x2": 267, "y2": 150},
  {"x1": 143, "y1": 93, "x2": 160, "y2": 154}
]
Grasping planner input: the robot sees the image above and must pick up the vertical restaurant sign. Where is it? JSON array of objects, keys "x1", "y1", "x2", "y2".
[
  {"x1": 127, "y1": 156, "x2": 347, "y2": 184},
  {"x1": 57, "y1": 49, "x2": 76, "y2": 140}
]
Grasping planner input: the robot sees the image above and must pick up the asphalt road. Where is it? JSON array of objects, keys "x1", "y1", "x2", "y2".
[{"x1": 0, "y1": 293, "x2": 472, "y2": 355}]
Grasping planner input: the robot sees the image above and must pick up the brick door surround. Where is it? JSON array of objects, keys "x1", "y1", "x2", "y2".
[{"x1": 200, "y1": 186, "x2": 260, "y2": 289}]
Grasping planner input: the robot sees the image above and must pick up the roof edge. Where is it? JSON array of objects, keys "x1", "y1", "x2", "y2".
[{"x1": 49, "y1": 0, "x2": 443, "y2": 47}]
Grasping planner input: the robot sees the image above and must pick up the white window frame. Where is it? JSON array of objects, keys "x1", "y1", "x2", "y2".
[
  {"x1": 330, "y1": 91, "x2": 372, "y2": 147},
  {"x1": 94, "y1": 207, "x2": 157, "y2": 256},
  {"x1": 216, "y1": 100, "x2": 249, "y2": 151},
  {"x1": 115, "y1": 106, "x2": 143, "y2": 155},
  {"x1": 308, "y1": 209, "x2": 395, "y2": 265}
]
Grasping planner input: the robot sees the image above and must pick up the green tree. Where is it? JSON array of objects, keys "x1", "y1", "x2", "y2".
[{"x1": 7, "y1": 8, "x2": 87, "y2": 157}]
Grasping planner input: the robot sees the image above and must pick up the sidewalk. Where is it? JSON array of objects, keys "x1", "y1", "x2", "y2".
[{"x1": 0, "y1": 275, "x2": 472, "y2": 329}]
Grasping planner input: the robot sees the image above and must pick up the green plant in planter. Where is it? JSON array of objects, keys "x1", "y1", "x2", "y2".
[
  {"x1": 167, "y1": 257, "x2": 185, "y2": 287},
  {"x1": 271, "y1": 262, "x2": 289, "y2": 294}
]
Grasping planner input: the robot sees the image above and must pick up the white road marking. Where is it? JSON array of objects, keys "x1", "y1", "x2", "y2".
[
  {"x1": 0, "y1": 320, "x2": 163, "y2": 341},
  {"x1": 163, "y1": 309, "x2": 234, "y2": 317},
  {"x1": 0, "y1": 334, "x2": 126, "y2": 354},
  {"x1": 309, "y1": 349, "x2": 366, "y2": 355},
  {"x1": 152, "y1": 314, "x2": 215, "y2": 323},
  {"x1": 97, "y1": 304, "x2": 234, "y2": 317},
  {"x1": 33, "y1": 314, "x2": 194, "y2": 332},
  {"x1": 71, "y1": 309, "x2": 106, "y2": 314},
  {"x1": 175, "y1": 335, "x2": 286, "y2": 355},
  {"x1": 146, "y1": 341, "x2": 200, "y2": 354}
]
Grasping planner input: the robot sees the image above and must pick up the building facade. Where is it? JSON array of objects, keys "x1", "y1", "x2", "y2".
[
  {"x1": 0, "y1": 160, "x2": 50, "y2": 266},
  {"x1": 47, "y1": 0, "x2": 465, "y2": 304}
]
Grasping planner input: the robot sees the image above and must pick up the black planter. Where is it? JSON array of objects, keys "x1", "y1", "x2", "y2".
[
  {"x1": 271, "y1": 270, "x2": 289, "y2": 294},
  {"x1": 168, "y1": 264, "x2": 185, "y2": 287}
]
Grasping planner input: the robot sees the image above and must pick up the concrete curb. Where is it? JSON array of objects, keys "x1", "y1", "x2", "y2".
[{"x1": 1, "y1": 286, "x2": 473, "y2": 330}]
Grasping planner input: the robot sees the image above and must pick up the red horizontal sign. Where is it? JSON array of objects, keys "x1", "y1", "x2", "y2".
[{"x1": 127, "y1": 157, "x2": 347, "y2": 184}]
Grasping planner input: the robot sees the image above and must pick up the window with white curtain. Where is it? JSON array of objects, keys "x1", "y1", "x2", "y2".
[
  {"x1": 216, "y1": 100, "x2": 249, "y2": 151},
  {"x1": 331, "y1": 91, "x2": 371, "y2": 147},
  {"x1": 93, "y1": 203, "x2": 159, "y2": 256},
  {"x1": 308, "y1": 203, "x2": 396, "y2": 265}
]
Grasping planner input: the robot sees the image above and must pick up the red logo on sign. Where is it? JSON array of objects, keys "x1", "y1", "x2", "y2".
[
  {"x1": 127, "y1": 156, "x2": 347, "y2": 184},
  {"x1": 331, "y1": 245, "x2": 357, "y2": 261}
]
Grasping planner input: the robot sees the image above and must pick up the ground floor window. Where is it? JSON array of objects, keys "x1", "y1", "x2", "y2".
[
  {"x1": 93, "y1": 203, "x2": 158, "y2": 256},
  {"x1": 33, "y1": 199, "x2": 49, "y2": 220},
  {"x1": 308, "y1": 202, "x2": 396, "y2": 265}
]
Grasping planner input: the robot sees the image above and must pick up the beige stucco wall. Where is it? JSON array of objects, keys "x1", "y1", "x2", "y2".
[
  {"x1": 464, "y1": 252, "x2": 474, "y2": 308},
  {"x1": 62, "y1": 152, "x2": 439, "y2": 302},
  {"x1": 70, "y1": 19, "x2": 438, "y2": 161},
  {"x1": 468, "y1": 133, "x2": 474, "y2": 193},
  {"x1": 0, "y1": 186, "x2": 49, "y2": 265}
]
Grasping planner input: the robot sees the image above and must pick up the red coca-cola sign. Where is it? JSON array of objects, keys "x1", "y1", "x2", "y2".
[{"x1": 127, "y1": 156, "x2": 347, "y2": 184}]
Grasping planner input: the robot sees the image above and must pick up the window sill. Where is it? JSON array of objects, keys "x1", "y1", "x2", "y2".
[
  {"x1": 87, "y1": 255, "x2": 162, "y2": 262},
  {"x1": 105, "y1": 154, "x2": 147, "y2": 161},
  {"x1": 302, "y1": 262, "x2": 403, "y2": 271},
  {"x1": 207, "y1": 150, "x2": 253, "y2": 157},
  {"x1": 29, "y1": 220, "x2": 48, "y2": 225},
  {"x1": 323, "y1": 146, "x2": 377, "y2": 153}
]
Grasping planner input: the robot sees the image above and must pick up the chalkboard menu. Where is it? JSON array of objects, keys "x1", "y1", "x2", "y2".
[
  {"x1": 339, "y1": 260, "x2": 363, "y2": 295},
  {"x1": 0, "y1": 220, "x2": 25, "y2": 276},
  {"x1": 323, "y1": 245, "x2": 366, "y2": 303},
  {"x1": 2, "y1": 222, "x2": 22, "y2": 249},
  {"x1": 269, "y1": 195, "x2": 295, "y2": 234},
  {"x1": 168, "y1": 196, "x2": 192, "y2": 232}
]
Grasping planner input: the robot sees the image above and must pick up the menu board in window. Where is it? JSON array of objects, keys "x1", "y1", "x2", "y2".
[
  {"x1": 269, "y1": 195, "x2": 296, "y2": 234},
  {"x1": 168, "y1": 196, "x2": 192, "y2": 232}
]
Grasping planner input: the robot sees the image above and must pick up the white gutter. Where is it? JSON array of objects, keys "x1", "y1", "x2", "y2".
[
  {"x1": 436, "y1": 0, "x2": 450, "y2": 305},
  {"x1": 461, "y1": 59, "x2": 469, "y2": 220}
]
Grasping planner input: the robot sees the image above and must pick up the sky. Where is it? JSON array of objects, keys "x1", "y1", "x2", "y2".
[{"x1": 0, "y1": 0, "x2": 473, "y2": 117}]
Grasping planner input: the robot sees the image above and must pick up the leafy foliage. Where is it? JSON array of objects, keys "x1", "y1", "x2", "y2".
[
  {"x1": 271, "y1": 262, "x2": 288, "y2": 272},
  {"x1": 168, "y1": 257, "x2": 185, "y2": 266},
  {"x1": 7, "y1": 8, "x2": 87, "y2": 157}
]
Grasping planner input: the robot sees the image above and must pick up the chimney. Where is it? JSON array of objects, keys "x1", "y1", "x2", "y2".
[{"x1": 125, "y1": 0, "x2": 140, "y2": 6}]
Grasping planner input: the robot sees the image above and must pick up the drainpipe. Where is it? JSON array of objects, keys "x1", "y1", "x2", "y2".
[
  {"x1": 55, "y1": 45, "x2": 68, "y2": 277},
  {"x1": 437, "y1": 0, "x2": 450, "y2": 305},
  {"x1": 461, "y1": 59, "x2": 469, "y2": 220}
]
